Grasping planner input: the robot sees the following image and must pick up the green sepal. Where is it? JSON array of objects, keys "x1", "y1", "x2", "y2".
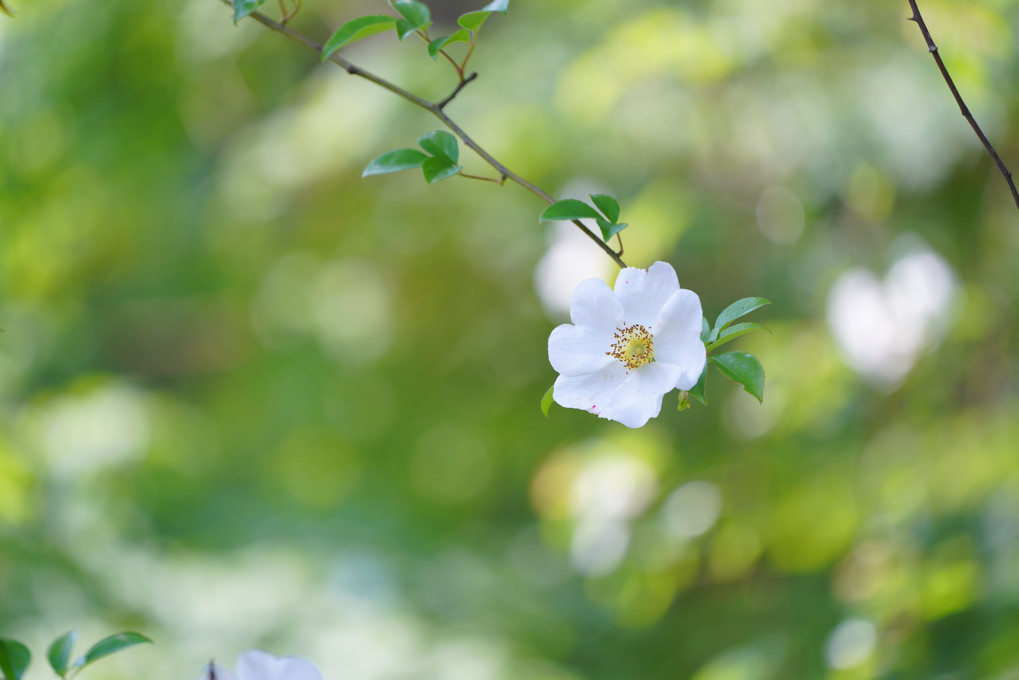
[
  {"x1": 688, "y1": 366, "x2": 707, "y2": 405},
  {"x1": 418, "y1": 130, "x2": 458, "y2": 163},
  {"x1": 421, "y1": 156, "x2": 461, "y2": 183},
  {"x1": 233, "y1": 0, "x2": 265, "y2": 23},
  {"x1": 362, "y1": 149, "x2": 429, "y2": 177},
  {"x1": 0, "y1": 638, "x2": 30, "y2": 680},
  {"x1": 709, "y1": 351, "x2": 764, "y2": 403},
  {"x1": 47, "y1": 630, "x2": 77, "y2": 677},
  {"x1": 540, "y1": 385, "x2": 555, "y2": 418},
  {"x1": 705, "y1": 322, "x2": 770, "y2": 354},
  {"x1": 70, "y1": 633, "x2": 152, "y2": 674},
  {"x1": 321, "y1": 16, "x2": 396, "y2": 60},
  {"x1": 427, "y1": 30, "x2": 470, "y2": 60},
  {"x1": 590, "y1": 193, "x2": 620, "y2": 223},
  {"x1": 677, "y1": 392, "x2": 690, "y2": 411},
  {"x1": 539, "y1": 199, "x2": 602, "y2": 222},
  {"x1": 457, "y1": 0, "x2": 509, "y2": 32},
  {"x1": 709, "y1": 297, "x2": 771, "y2": 341},
  {"x1": 595, "y1": 217, "x2": 628, "y2": 240}
]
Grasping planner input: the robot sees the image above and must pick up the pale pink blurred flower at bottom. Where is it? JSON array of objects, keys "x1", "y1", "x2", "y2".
[{"x1": 203, "y1": 650, "x2": 323, "y2": 680}]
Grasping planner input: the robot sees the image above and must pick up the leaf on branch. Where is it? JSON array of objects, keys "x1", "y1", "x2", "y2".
[
  {"x1": 701, "y1": 316, "x2": 711, "y2": 342},
  {"x1": 457, "y1": 0, "x2": 509, "y2": 32},
  {"x1": 540, "y1": 384, "x2": 554, "y2": 417},
  {"x1": 421, "y1": 156, "x2": 461, "y2": 184},
  {"x1": 709, "y1": 297, "x2": 771, "y2": 342},
  {"x1": 392, "y1": 0, "x2": 430, "y2": 40},
  {"x1": 418, "y1": 130, "x2": 459, "y2": 163},
  {"x1": 70, "y1": 633, "x2": 152, "y2": 674},
  {"x1": 233, "y1": 0, "x2": 266, "y2": 24},
  {"x1": 689, "y1": 366, "x2": 707, "y2": 405},
  {"x1": 322, "y1": 16, "x2": 396, "y2": 60},
  {"x1": 709, "y1": 351, "x2": 764, "y2": 403},
  {"x1": 362, "y1": 149, "x2": 429, "y2": 176},
  {"x1": 590, "y1": 193, "x2": 620, "y2": 224},
  {"x1": 427, "y1": 29, "x2": 471, "y2": 60},
  {"x1": 0, "y1": 638, "x2": 31, "y2": 680},
  {"x1": 595, "y1": 217, "x2": 628, "y2": 241},
  {"x1": 539, "y1": 199, "x2": 602, "y2": 223},
  {"x1": 47, "y1": 630, "x2": 77, "y2": 677},
  {"x1": 705, "y1": 322, "x2": 770, "y2": 353}
]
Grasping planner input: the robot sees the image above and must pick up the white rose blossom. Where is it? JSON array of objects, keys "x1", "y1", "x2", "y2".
[
  {"x1": 548, "y1": 261, "x2": 706, "y2": 428},
  {"x1": 204, "y1": 650, "x2": 323, "y2": 680}
]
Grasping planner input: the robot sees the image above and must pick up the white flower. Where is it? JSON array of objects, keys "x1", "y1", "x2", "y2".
[
  {"x1": 548, "y1": 261, "x2": 706, "y2": 428},
  {"x1": 204, "y1": 650, "x2": 323, "y2": 680}
]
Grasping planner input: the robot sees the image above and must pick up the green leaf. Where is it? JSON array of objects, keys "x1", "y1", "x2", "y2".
[
  {"x1": 539, "y1": 199, "x2": 602, "y2": 223},
  {"x1": 710, "y1": 297, "x2": 771, "y2": 341},
  {"x1": 418, "y1": 130, "x2": 458, "y2": 163},
  {"x1": 72, "y1": 633, "x2": 152, "y2": 673},
  {"x1": 590, "y1": 193, "x2": 620, "y2": 223},
  {"x1": 47, "y1": 630, "x2": 77, "y2": 677},
  {"x1": 540, "y1": 385, "x2": 554, "y2": 418},
  {"x1": 595, "y1": 217, "x2": 628, "y2": 240},
  {"x1": 321, "y1": 16, "x2": 396, "y2": 60},
  {"x1": 232, "y1": 0, "x2": 265, "y2": 24},
  {"x1": 705, "y1": 322, "x2": 770, "y2": 353},
  {"x1": 427, "y1": 29, "x2": 470, "y2": 60},
  {"x1": 688, "y1": 366, "x2": 707, "y2": 405},
  {"x1": 0, "y1": 638, "x2": 30, "y2": 680},
  {"x1": 709, "y1": 351, "x2": 764, "y2": 403},
  {"x1": 392, "y1": 0, "x2": 430, "y2": 39},
  {"x1": 362, "y1": 149, "x2": 429, "y2": 177},
  {"x1": 700, "y1": 316, "x2": 711, "y2": 342},
  {"x1": 421, "y1": 156, "x2": 461, "y2": 184},
  {"x1": 457, "y1": 0, "x2": 509, "y2": 32}
]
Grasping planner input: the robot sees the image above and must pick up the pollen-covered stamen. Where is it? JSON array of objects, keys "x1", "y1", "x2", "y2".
[{"x1": 606, "y1": 323, "x2": 655, "y2": 371}]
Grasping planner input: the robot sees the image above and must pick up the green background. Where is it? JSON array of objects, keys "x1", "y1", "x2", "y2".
[{"x1": 2, "y1": 0, "x2": 1019, "y2": 678}]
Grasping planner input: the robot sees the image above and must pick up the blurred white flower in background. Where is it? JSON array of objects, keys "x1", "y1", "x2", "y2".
[
  {"x1": 205, "y1": 650, "x2": 322, "y2": 680},
  {"x1": 548, "y1": 262, "x2": 706, "y2": 428},
  {"x1": 826, "y1": 237, "x2": 955, "y2": 388}
]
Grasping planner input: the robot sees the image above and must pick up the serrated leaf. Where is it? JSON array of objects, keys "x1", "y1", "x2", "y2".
[
  {"x1": 705, "y1": 322, "x2": 770, "y2": 353},
  {"x1": 457, "y1": 0, "x2": 509, "y2": 32},
  {"x1": 540, "y1": 385, "x2": 554, "y2": 418},
  {"x1": 362, "y1": 149, "x2": 428, "y2": 177},
  {"x1": 47, "y1": 630, "x2": 77, "y2": 677},
  {"x1": 701, "y1": 316, "x2": 711, "y2": 342},
  {"x1": 427, "y1": 29, "x2": 470, "y2": 59},
  {"x1": 595, "y1": 218, "x2": 628, "y2": 240},
  {"x1": 539, "y1": 199, "x2": 602, "y2": 223},
  {"x1": 688, "y1": 366, "x2": 707, "y2": 405},
  {"x1": 322, "y1": 16, "x2": 395, "y2": 60},
  {"x1": 710, "y1": 297, "x2": 771, "y2": 341},
  {"x1": 709, "y1": 351, "x2": 764, "y2": 403},
  {"x1": 232, "y1": 0, "x2": 265, "y2": 23},
  {"x1": 392, "y1": 0, "x2": 430, "y2": 38},
  {"x1": 73, "y1": 632, "x2": 151, "y2": 672},
  {"x1": 421, "y1": 156, "x2": 461, "y2": 184},
  {"x1": 0, "y1": 638, "x2": 30, "y2": 680},
  {"x1": 418, "y1": 130, "x2": 458, "y2": 163},
  {"x1": 590, "y1": 194, "x2": 620, "y2": 223}
]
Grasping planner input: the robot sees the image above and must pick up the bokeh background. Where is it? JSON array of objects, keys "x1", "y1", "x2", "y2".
[{"x1": 3, "y1": 0, "x2": 1019, "y2": 678}]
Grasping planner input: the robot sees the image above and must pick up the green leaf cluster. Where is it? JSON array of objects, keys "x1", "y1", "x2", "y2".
[
  {"x1": 685, "y1": 297, "x2": 770, "y2": 408},
  {"x1": 0, "y1": 631, "x2": 151, "y2": 680},
  {"x1": 539, "y1": 194, "x2": 628, "y2": 240},
  {"x1": 363, "y1": 130, "x2": 462, "y2": 184}
]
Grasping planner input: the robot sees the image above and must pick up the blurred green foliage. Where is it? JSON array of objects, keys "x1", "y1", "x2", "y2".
[{"x1": 2, "y1": 0, "x2": 1019, "y2": 678}]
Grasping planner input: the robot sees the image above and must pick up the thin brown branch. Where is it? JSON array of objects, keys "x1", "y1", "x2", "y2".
[
  {"x1": 438, "y1": 71, "x2": 477, "y2": 110},
  {"x1": 907, "y1": 0, "x2": 1019, "y2": 212},
  {"x1": 224, "y1": 1, "x2": 627, "y2": 267},
  {"x1": 458, "y1": 170, "x2": 502, "y2": 184}
]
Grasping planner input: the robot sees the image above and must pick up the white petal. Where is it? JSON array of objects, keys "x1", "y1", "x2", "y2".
[
  {"x1": 235, "y1": 651, "x2": 321, "y2": 680},
  {"x1": 613, "y1": 262, "x2": 680, "y2": 327},
  {"x1": 599, "y1": 363, "x2": 682, "y2": 428},
  {"x1": 553, "y1": 366, "x2": 627, "y2": 414},
  {"x1": 654, "y1": 289, "x2": 707, "y2": 390},
  {"x1": 548, "y1": 324, "x2": 615, "y2": 376},
  {"x1": 569, "y1": 277, "x2": 624, "y2": 333}
]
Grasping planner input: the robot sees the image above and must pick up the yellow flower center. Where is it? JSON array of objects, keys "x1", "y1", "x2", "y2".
[{"x1": 607, "y1": 324, "x2": 655, "y2": 371}]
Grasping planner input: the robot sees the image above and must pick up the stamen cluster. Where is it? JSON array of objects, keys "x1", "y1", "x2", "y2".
[{"x1": 607, "y1": 324, "x2": 655, "y2": 371}]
